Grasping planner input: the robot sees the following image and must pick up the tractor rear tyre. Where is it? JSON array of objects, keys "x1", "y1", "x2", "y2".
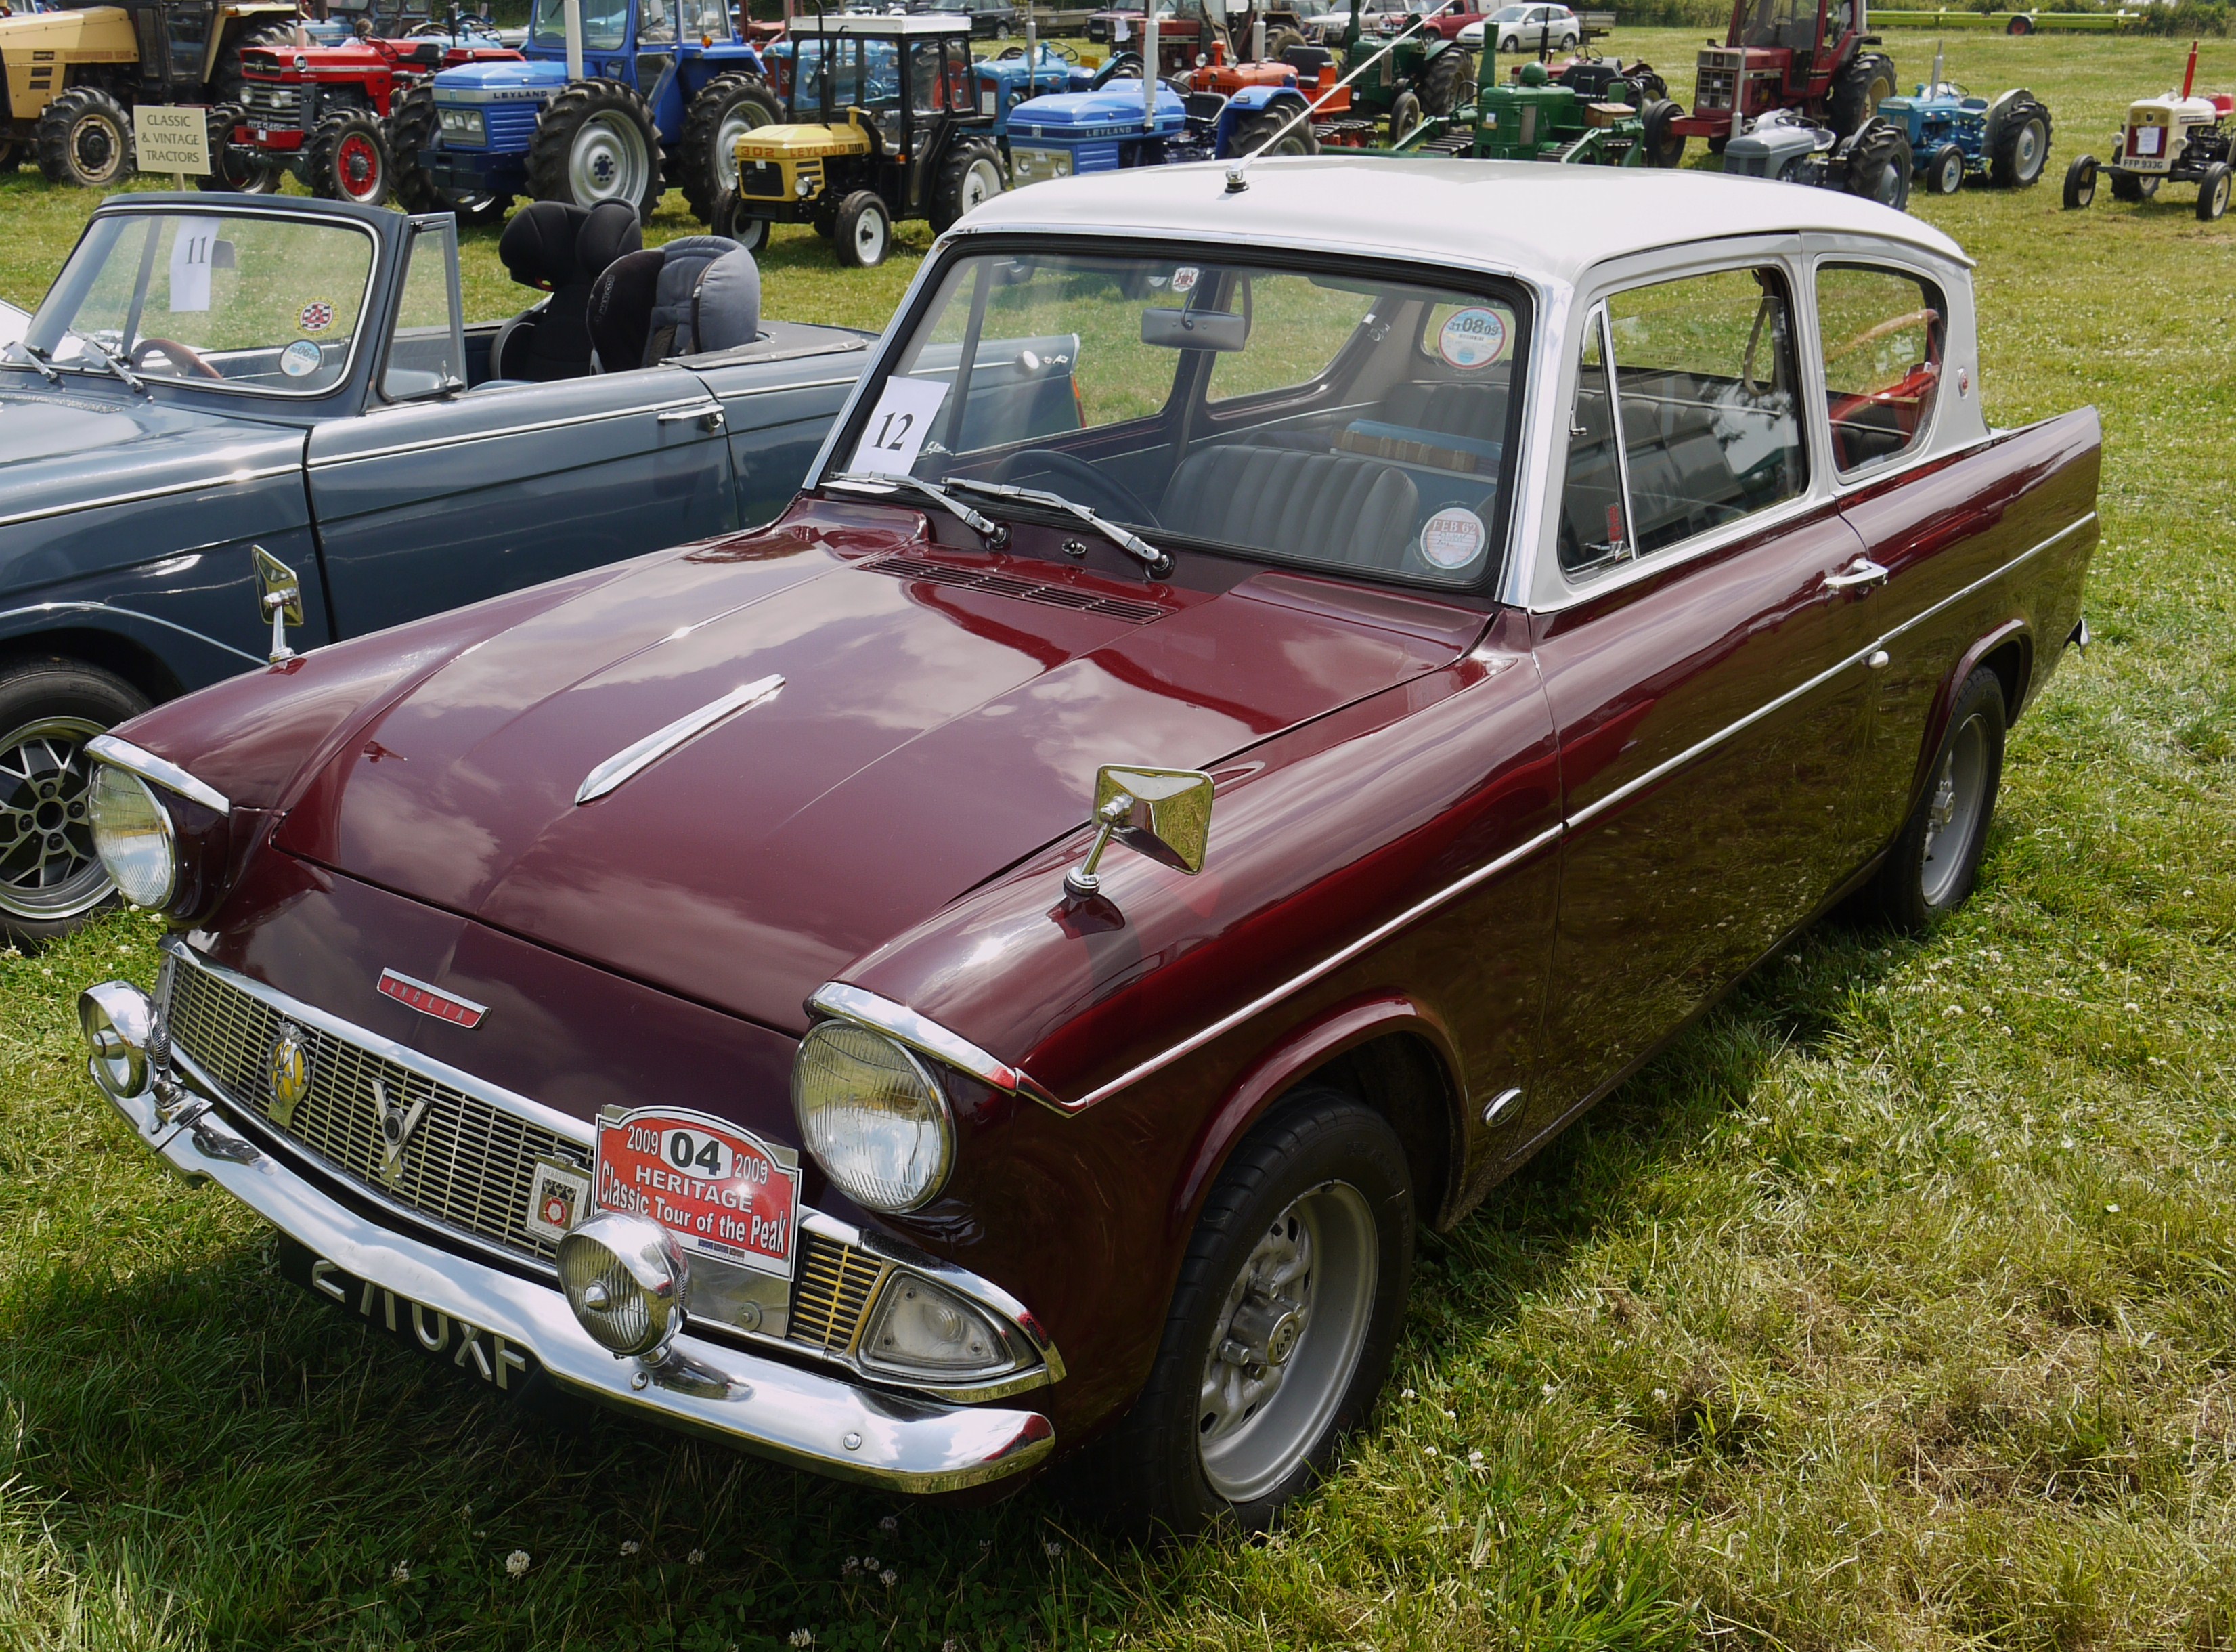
[
  {"x1": 307, "y1": 112, "x2": 393, "y2": 206},
  {"x1": 833, "y1": 190, "x2": 891, "y2": 268},
  {"x1": 211, "y1": 20, "x2": 297, "y2": 106},
  {"x1": 198, "y1": 104, "x2": 282, "y2": 193},
  {"x1": 1387, "y1": 88, "x2": 1424, "y2": 145},
  {"x1": 1416, "y1": 45, "x2": 1471, "y2": 118},
  {"x1": 2109, "y1": 167, "x2": 2156, "y2": 202},
  {"x1": 1265, "y1": 24, "x2": 1306, "y2": 60},
  {"x1": 1230, "y1": 108, "x2": 1317, "y2": 158},
  {"x1": 1844, "y1": 118, "x2": 1912, "y2": 211},
  {"x1": 1925, "y1": 140, "x2": 1965, "y2": 195},
  {"x1": 1640, "y1": 97, "x2": 1686, "y2": 167},
  {"x1": 2200, "y1": 162, "x2": 2233, "y2": 222},
  {"x1": 709, "y1": 189, "x2": 772, "y2": 251},
  {"x1": 679, "y1": 73, "x2": 781, "y2": 225},
  {"x1": 1988, "y1": 95, "x2": 2049, "y2": 188},
  {"x1": 388, "y1": 82, "x2": 510, "y2": 223},
  {"x1": 527, "y1": 79, "x2": 663, "y2": 218},
  {"x1": 1828, "y1": 51, "x2": 1896, "y2": 138},
  {"x1": 2063, "y1": 153, "x2": 2097, "y2": 208},
  {"x1": 36, "y1": 87, "x2": 133, "y2": 188},
  {"x1": 930, "y1": 137, "x2": 1005, "y2": 232}
]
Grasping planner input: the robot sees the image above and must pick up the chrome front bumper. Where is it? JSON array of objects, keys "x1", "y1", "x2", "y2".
[{"x1": 93, "y1": 1050, "x2": 1055, "y2": 1494}]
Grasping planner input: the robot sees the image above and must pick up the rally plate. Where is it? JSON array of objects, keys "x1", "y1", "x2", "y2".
[{"x1": 593, "y1": 1106, "x2": 802, "y2": 1279}]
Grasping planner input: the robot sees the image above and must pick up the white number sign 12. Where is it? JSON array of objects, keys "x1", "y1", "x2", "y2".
[{"x1": 846, "y1": 375, "x2": 949, "y2": 477}]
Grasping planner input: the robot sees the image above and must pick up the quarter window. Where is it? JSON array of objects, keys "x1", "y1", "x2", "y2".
[{"x1": 1816, "y1": 263, "x2": 1944, "y2": 476}]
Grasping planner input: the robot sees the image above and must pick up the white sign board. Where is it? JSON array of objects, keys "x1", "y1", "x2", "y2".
[
  {"x1": 133, "y1": 105, "x2": 211, "y2": 176},
  {"x1": 846, "y1": 376, "x2": 948, "y2": 476}
]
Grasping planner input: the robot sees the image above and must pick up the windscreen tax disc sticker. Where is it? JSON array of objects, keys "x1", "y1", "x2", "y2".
[
  {"x1": 1438, "y1": 307, "x2": 1508, "y2": 370},
  {"x1": 847, "y1": 374, "x2": 949, "y2": 477},
  {"x1": 279, "y1": 339, "x2": 324, "y2": 379},
  {"x1": 1419, "y1": 506, "x2": 1487, "y2": 570}
]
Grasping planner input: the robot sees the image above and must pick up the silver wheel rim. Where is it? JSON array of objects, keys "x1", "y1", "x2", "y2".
[
  {"x1": 569, "y1": 110, "x2": 650, "y2": 204},
  {"x1": 2015, "y1": 120, "x2": 2042, "y2": 177},
  {"x1": 852, "y1": 204, "x2": 885, "y2": 263},
  {"x1": 0, "y1": 715, "x2": 112, "y2": 921},
  {"x1": 1197, "y1": 1180, "x2": 1376, "y2": 1503},
  {"x1": 1939, "y1": 151, "x2": 1962, "y2": 191},
  {"x1": 713, "y1": 98, "x2": 771, "y2": 194},
  {"x1": 961, "y1": 157, "x2": 1000, "y2": 215},
  {"x1": 1920, "y1": 712, "x2": 1988, "y2": 906}
]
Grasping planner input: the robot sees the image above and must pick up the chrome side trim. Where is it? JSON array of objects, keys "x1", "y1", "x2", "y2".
[
  {"x1": 716, "y1": 374, "x2": 864, "y2": 402},
  {"x1": 1874, "y1": 510, "x2": 2093, "y2": 651},
  {"x1": 575, "y1": 674, "x2": 784, "y2": 804},
  {"x1": 313, "y1": 395, "x2": 730, "y2": 468},
  {"x1": 87, "y1": 735, "x2": 232, "y2": 816},
  {"x1": 0, "y1": 464, "x2": 302, "y2": 532},
  {"x1": 0, "y1": 601, "x2": 265, "y2": 667},
  {"x1": 806, "y1": 983, "x2": 1066, "y2": 1114}
]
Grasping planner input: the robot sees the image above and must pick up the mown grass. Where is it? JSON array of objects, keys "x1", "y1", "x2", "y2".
[{"x1": 3, "y1": 26, "x2": 2235, "y2": 1649}]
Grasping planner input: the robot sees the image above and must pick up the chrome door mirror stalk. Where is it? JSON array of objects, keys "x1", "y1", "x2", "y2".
[
  {"x1": 253, "y1": 546, "x2": 304, "y2": 666},
  {"x1": 1062, "y1": 764, "x2": 1214, "y2": 898}
]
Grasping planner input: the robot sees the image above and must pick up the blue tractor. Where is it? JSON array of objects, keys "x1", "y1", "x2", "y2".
[
  {"x1": 1876, "y1": 44, "x2": 2051, "y2": 196},
  {"x1": 972, "y1": 39, "x2": 1097, "y2": 138},
  {"x1": 399, "y1": 0, "x2": 778, "y2": 222},
  {"x1": 1004, "y1": 40, "x2": 1317, "y2": 186}
]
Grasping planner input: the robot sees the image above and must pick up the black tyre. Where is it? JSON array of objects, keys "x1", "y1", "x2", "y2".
[
  {"x1": 678, "y1": 72, "x2": 781, "y2": 224},
  {"x1": 1925, "y1": 139, "x2": 1965, "y2": 195},
  {"x1": 2006, "y1": 12, "x2": 2033, "y2": 32},
  {"x1": 36, "y1": 87, "x2": 133, "y2": 188},
  {"x1": 1063, "y1": 1089, "x2": 1413, "y2": 1535},
  {"x1": 0, "y1": 659, "x2": 152, "y2": 947},
  {"x1": 1845, "y1": 117, "x2": 1912, "y2": 211},
  {"x1": 527, "y1": 78, "x2": 662, "y2": 217},
  {"x1": 0, "y1": 137, "x2": 18, "y2": 171},
  {"x1": 1868, "y1": 666, "x2": 2006, "y2": 932},
  {"x1": 2109, "y1": 167, "x2": 2156, "y2": 202},
  {"x1": 1707, "y1": 132, "x2": 1729, "y2": 156},
  {"x1": 2198, "y1": 161, "x2": 2231, "y2": 223},
  {"x1": 2062, "y1": 152, "x2": 2097, "y2": 209},
  {"x1": 211, "y1": 20, "x2": 296, "y2": 106},
  {"x1": 1828, "y1": 50, "x2": 1896, "y2": 138},
  {"x1": 1387, "y1": 87, "x2": 1424, "y2": 144},
  {"x1": 832, "y1": 188, "x2": 890, "y2": 267},
  {"x1": 1416, "y1": 45, "x2": 1470, "y2": 118},
  {"x1": 387, "y1": 81, "x2": 510, "y2": 222},
  {"x1": 198, "y1": 104, "x2": 282, "y2": 193},
  {"x1": 307, "y1": 111, "x2": 392, "y2": 205},
  {"x1": 709, "y1": 188, "x2": 771, "y2": 251},
  {"x1": 1264, "y1": 24, "x2": 1306, "y2": 59},
  {"x1": 1229, "y1": 107, "x2": 1317, "y2": 158},
  {"x1": 929, "y1": 137, "x2": 1004, "y2": 232},
  {"x1": 1988, "y1": 95, "x2": 2049, "y2": 188},
  {"x1": 1640, "y1": 96, "x2": 1686, "y2": 167}
]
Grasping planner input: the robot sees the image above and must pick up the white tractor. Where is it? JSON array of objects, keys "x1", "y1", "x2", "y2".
[{"x1": 2063, "y1": 40, "x2": 2231, "y2": 222}]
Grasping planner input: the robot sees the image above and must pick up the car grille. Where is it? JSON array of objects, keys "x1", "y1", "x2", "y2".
[{"x1": 162, "y1": 954, "x2": 883, "y2": 1361}]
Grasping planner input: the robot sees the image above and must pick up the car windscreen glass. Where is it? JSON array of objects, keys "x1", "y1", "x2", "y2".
[
  {"x1": 27, "y1": 211, "x2": 376, "y2": 397},
  {"x1": 827, "y1": 249, "x2": 1526, "y2": 590},
  {"x1": 532, "y1": 0, "x2": 628, "y2": 49}
]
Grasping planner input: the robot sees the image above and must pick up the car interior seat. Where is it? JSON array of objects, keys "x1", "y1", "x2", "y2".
[
  {"x1": 586, "y1": 235, "x2": 763, "y2": 371},
  {"x1": 1159, "y1": 446, "x2": 1420, "y2": 572},
  {"x1": 489, "y1": 200, "x2": 643, "y2": 383}
]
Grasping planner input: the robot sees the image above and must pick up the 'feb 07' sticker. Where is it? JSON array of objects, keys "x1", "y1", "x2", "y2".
[
  {"x1": 1438, "y1": 307, "x2": 1508, "y2": 370},
  {"x1": 594, "y1": 1107, "x2": 802, "y2": 1277}
]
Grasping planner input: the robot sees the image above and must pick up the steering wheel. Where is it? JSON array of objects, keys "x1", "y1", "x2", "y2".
[
  {"x1": 989, "y1": 448, "x2": 1162, "y2": 529},
  {"x1": 129, "y1": 337, "x2": 224, "y2": 380}
]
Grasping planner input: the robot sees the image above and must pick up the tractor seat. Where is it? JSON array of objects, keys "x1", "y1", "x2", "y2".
[
  {"x1": 1280, "y1": 44, "x2": 1332, "y2": 76},
  {"x1": 1160, "y1": 445, "x2": 1420, "y2": 573},
  {"x1": 491, "y1": 200, "x2": 642, "y2": 382},
  {"x1": 586, "y1": 235, "x2": 763, "y2": 371}
]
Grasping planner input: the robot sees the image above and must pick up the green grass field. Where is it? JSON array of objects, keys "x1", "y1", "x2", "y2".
[{"x1": 3, "y1": 26, "x2": 2235, "y2": 1649}]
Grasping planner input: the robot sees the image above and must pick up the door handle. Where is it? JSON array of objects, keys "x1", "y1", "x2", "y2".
[
  {"x1": 657, "y1": 401, "x2": 726, "y2": 433},
  {"x1": 1824, "y1": 557, "x2": 1889, "y2": 594}
]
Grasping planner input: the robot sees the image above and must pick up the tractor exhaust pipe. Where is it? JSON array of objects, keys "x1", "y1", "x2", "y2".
[
  {"x1": 2183, "y1": 38, "x2": 2198, "y2": 101},
  {"x1": 1026, "y1": 5, "x2": 1036, "y2": 68},
  {"x1": 1143, "y1": 5, "x2": 1160, "y2": 123},
  {"x1": 1931, "y1": 39, "x2": 1944, "y2": 93},
  {"x1": 563, "y1": 0, "x2": 584, "y2": 81}
]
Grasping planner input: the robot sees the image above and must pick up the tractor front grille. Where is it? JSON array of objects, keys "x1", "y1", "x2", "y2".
[
  {"x1": 483, "y1": 102, "x2": 544, "y2": 150},
  {"x1": 739, "y1": 158, "x2": 788, "y2": 198},
  {"x1": 240, "y1": 81, "x2": 308, "y2": 130}
]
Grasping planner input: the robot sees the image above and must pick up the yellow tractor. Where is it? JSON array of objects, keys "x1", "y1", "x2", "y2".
[{"x1": 1, "y1": 0, "x2": 299, "y2": 186}]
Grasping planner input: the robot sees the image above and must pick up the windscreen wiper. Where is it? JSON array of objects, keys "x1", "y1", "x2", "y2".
[
  {"x1": 72, "y1": 335, "x2": 146, "y2": 393},
  {"x1": 824, "y1": 471, "x2": 1007, "y2": 547},
  {"x1": 1, "y1": 341, "x2": 61, "y2": 385},
  {"x1": 942, "y1": 477, "x2": 1173, "y2": 580}
]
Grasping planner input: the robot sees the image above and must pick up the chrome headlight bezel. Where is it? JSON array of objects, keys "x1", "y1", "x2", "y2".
[
  {"x1": 791, "y1": 1020, "x2": 957, "y2": 1215},
  {"x1": 88, "y1": 764, "x2": 179, "y2": 910},
  {"x1": 556, "y1": 1211, "x2": 689, "y2": 1359}
]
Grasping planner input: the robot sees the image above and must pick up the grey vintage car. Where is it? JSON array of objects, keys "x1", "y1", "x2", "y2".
[{"x1": 0, "y1": 192, "x2": 869, "y2": 943}]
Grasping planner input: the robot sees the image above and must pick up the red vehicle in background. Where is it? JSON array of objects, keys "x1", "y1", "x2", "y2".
[{"x1": 1656, "y1": 0, "x2": 1895, "y2": 164}]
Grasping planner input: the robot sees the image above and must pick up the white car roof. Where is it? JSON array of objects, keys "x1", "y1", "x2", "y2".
[
  {"x1": 957, "y1": 155, "x2": 1972, "y2": 285},
  {"x1": 795, "y1": 11, "x2": 976, "y2": 34}
]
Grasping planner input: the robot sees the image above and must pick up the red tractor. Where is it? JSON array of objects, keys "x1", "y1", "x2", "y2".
[
  {"x1": 1646, "y1": 0, "x2": 1895, "y2": 168},
  {"x1": 223, "y1": 22, "x2": 519, "y2": 204}
]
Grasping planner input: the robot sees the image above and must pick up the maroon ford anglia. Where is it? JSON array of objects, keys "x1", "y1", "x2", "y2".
[{"x1": 78, "y1": 160, "x2": 2099, "y2": 1532}]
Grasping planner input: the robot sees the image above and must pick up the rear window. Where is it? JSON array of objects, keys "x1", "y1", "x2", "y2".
[{"x1": 1816, "y1": 263, "x2": 1945, "y2": 477}]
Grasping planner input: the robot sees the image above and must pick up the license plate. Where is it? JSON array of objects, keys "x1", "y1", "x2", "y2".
[
  {"x1": 594, "y1": 1106, "x2": 802, "y2": 1278},
  {"x1": 278, "y1": 1235, "x2": 547, "y2": 1397},
  {"x1": 255, "y1": 128, "x2": 268, "y2": 141}
]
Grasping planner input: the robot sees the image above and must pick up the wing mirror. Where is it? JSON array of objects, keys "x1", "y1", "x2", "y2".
[
  {"x1": 1064, "y1": 764, "x2": 1214, "y2": 898},
  {"x1": 253, "y1": 546, "x2": 303, "y2": 666}
]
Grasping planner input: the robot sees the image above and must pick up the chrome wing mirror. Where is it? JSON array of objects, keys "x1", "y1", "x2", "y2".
[
  {"x1": 1064, "y1": 764, "x2": 1214, "y2": 898},
  {"x1": 253, "y1": 546, "x2": 303, "y2": 666}
]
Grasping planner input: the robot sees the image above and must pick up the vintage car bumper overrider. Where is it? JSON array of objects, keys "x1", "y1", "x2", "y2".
[{"x1": 79, "y1": 963, "x2": 1058, "y2": 1495}]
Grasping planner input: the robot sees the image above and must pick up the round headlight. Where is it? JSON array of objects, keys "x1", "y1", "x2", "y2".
[
  {"x1": 78, "y1": 980, "x2": 152, "y2": 1102},
  {"x1": 556, "y1": 1212, "x2": 687, "y2": 1358},
  {"x1": 792, "y1": 1021, "x2": 955, "y2": 1214},
  {"x1": 88, "y1": 765, "x2": 177, "y2": 909}
]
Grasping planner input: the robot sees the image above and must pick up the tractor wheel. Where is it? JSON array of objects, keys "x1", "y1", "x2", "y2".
[
  {"x1": 2061, "y1": 152, "x2": 2097, "y2": 209},
  {"x1": 1988, "y1": 95, "x2": 2050, "y2": 188},
  {"x1": 198, "y1": 104, "x2": 282, "y2": 193},
  {"x1": 2109, "y1": 167, "x2": 2156, "y2": 202},
  {"x1": 1387, "y1": 88, "x2": 1424, "y2": 145},
  {"x1": 35, "y1": 87, "x2": 133, "y2": 188},
  {"x1": 1640, "y1": 97, "x2": 1686, "y2": 167},
  {"x1": 388, "y1": 82, "x2": 510, "y2": 223},
  {"x1": 1707, "y1": 133, "x2": 1729, "y2": 156},
  {"x1": 307, "y1": 112, "x2": 393, "y2": 206},
  {"x1": 1630, "y1": 64, "x2": 1671, "y2": 104},
  {"x1": 709, "y1": 188, "x2": 772, "y2": 251},
  {"x1": 1265, "y1": 24, "x2": 1306, "y2": 59},
  {"x1": 211, "y1": 20, "x2": 297, "y2": 106},
  {"x1": 833, "y1": 190, "x2": 890, "y2": 269},
  {"x1": 679, "y1": 73, "x2": 781, "y2": 225},
  {"x1": 0, "y1": 138, "x2": 18, "y2": 172},
  {"x1": 1230, "y1": 108, "x2": 1317, "y2": 158},
  {"x1": 2199, "y1": 161, "x2": 2232, "y2": 223},
  {"x1": 1416, "y1": 46, "x2": 1471, "y2": 118},
  {"x1": 527, "y1": 79, "x2": 663, "y2": 218},
  {"x1": 1925, "y1": 141, "x2": 1965, "y2": 195},
  {"x1": 929, "y1": 137, "x2": 1005, "y2": 232},
  {"x1": 1844, "y1": 118, "x2": 1912, "y2": 211},
  {"x1": 1828, "y1": 51, "x2": 1896, "y2": 139}
]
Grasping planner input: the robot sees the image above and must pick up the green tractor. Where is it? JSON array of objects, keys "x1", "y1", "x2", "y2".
[
  {"x1": 1386, "y1": 53, "x2": 1652, "y2": 161},
  {"x1": 1325, "y1": 0, "x2": 1477, "y2": 143}
]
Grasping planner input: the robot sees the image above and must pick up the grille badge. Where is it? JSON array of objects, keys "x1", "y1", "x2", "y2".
[
  {"x1": 376, "y1": 968, "x2": 487, "y2": 1028},
  {"x1": 372, "y1": 1078, "x2": 430, "y2": 1188},
  {"x1": 267, "y1": 1020, "x2": 310, "y2": 1127}
]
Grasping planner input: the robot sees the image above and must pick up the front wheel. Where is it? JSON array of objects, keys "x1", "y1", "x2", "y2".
[
  {"x1": 1926, "y1": 141, "x2": 1966, "y2": 195},
  {"x1": 2062, "y1": 152, "x2": 2097, "y2": 209},
  {"x1": 1867, "y1": 665, "x2": 2007, "y2": 933},
  {"x1": 1064, "y1": 1089, "x2": 1413, "y2": 1534},
  {"x1": 35, "y1": 87, "x2": 133, "y2": 188},
  {"x1": 832, "y1": 189, "x2": 890, "y2": 268},
  {"x1": 709, "y1": 188, "x2": 771, "y2": 251},
  {"x1": 307, "y1": 112, "x2": 392, "y2": 206},
  {"x1": 0, "y1": 659, "x2": 152, "y2": 947},
  {"x1": 1386, "y1": 88, "x2": 1424, "y2": 145}
]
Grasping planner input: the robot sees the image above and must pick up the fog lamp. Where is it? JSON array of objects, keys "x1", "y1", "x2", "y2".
[
  {"x1": 88, "y1": 765, "x2": 177, "y2": 909},
  {"x1": 556, "y1": 1211, "x2": 688, "y2": 1359},
  {"x1": 78, "y1": 980, "x2": 152, "y2": 1102},
  {"x1": 792, "y1": 1021, "x2": 954, "y2": 1214},
  {"x1": 858, "y1": 1271, "x2": 1027, "y2": 1383}
]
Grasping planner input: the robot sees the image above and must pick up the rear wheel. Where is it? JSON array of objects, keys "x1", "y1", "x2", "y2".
[
  {"x1": 198, "y1": 103, "x2": 282, "y2": 193},
  {"x1": 1640, "y1": 96, "x2": 1686, "y2": 167},
  {"x1": 1416, "y1": 45, "x2": 1470, "y2": 117},
  {"x1": 388, "y1": 82, "x2": 510, "y2": 223},
  {"x1": 1229, "y1": 108, "x2": 1317, "y2": 158},
  {"x1": 1988, "y1": 97, "x2": 2049, "y2": 188},
  {"x1": 35, "y1": 87, "x2": 133, "y2": 188},
  {"x1": 307, "y1": 112, "x2": 391, "y2": 206},
  {"x1": 2198, "y1": 161, "x2": 2231, "y2": 222},
  {"x1": 2062, "y1": 152, "x2": 2097, "y2": 209},
  {"x1": 1845, "y1": 118, "x2": 1912, "y2": 211},
  {"x1": 2109, "y1": 167, "x2": 2156, "y2": 202},
  {"x1": 1264, "y1": 24, "x2": 1306, "y2": 59},
  {"x1": 1828, "y1": 51, "x2": 1895, "y2": 138},
  {"x1": 929, "y1": 137, "x2": 1005, "y2": 232},
  {"x1": 832, "y1": 189, "x2": 890, "y2": 268},
  {"x1": 527, "y1": 79, "x2": 662, "y2": 217},
  {"x1": 678, "y1": 73, "x2": 781, "y2": 225},
  {"x1": 0, "y1": 659, "x2": 151, "y2": 947},
  {"x1": 1926, "y1": 140, "x2": 1966, "y2": 194},
  {"x1": 1868, "y1": 666, "x2": 2006, "y2": 933}
]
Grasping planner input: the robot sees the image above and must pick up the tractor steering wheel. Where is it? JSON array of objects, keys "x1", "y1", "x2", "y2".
[
  {"x1": 988, "y1": 448, "x2": 1162, "y2": 530},
  {"x1": 129, "y1": 337, "x2": 224, "y2": 380}
]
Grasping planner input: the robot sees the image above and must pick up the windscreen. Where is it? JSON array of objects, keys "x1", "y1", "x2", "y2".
[
  {"x1": 533, "y1": 0, "x2": 630, "y2": 50},
  {"x1": 827, "y1": 249, "x2": 1527, "y2": 590}
]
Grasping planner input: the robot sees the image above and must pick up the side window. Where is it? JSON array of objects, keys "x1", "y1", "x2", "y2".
[
  {"x1": 1816, "y1": 263, "x2": 1944, "y2": 477},
  {"x1": 1206, "y1": 273, "x2": 1375, "y2": 402},
  {"x1": 381, "y1": 219, "x2": 464, "y2": 401},
  {"x1": 1558, "y1": 309, "x2": 1627, "y2": 573}
]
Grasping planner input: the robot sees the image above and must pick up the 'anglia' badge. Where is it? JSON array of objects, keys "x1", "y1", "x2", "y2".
[{"x1": 593, "y1": 1108, "x2": 802, "y2": 1278}]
